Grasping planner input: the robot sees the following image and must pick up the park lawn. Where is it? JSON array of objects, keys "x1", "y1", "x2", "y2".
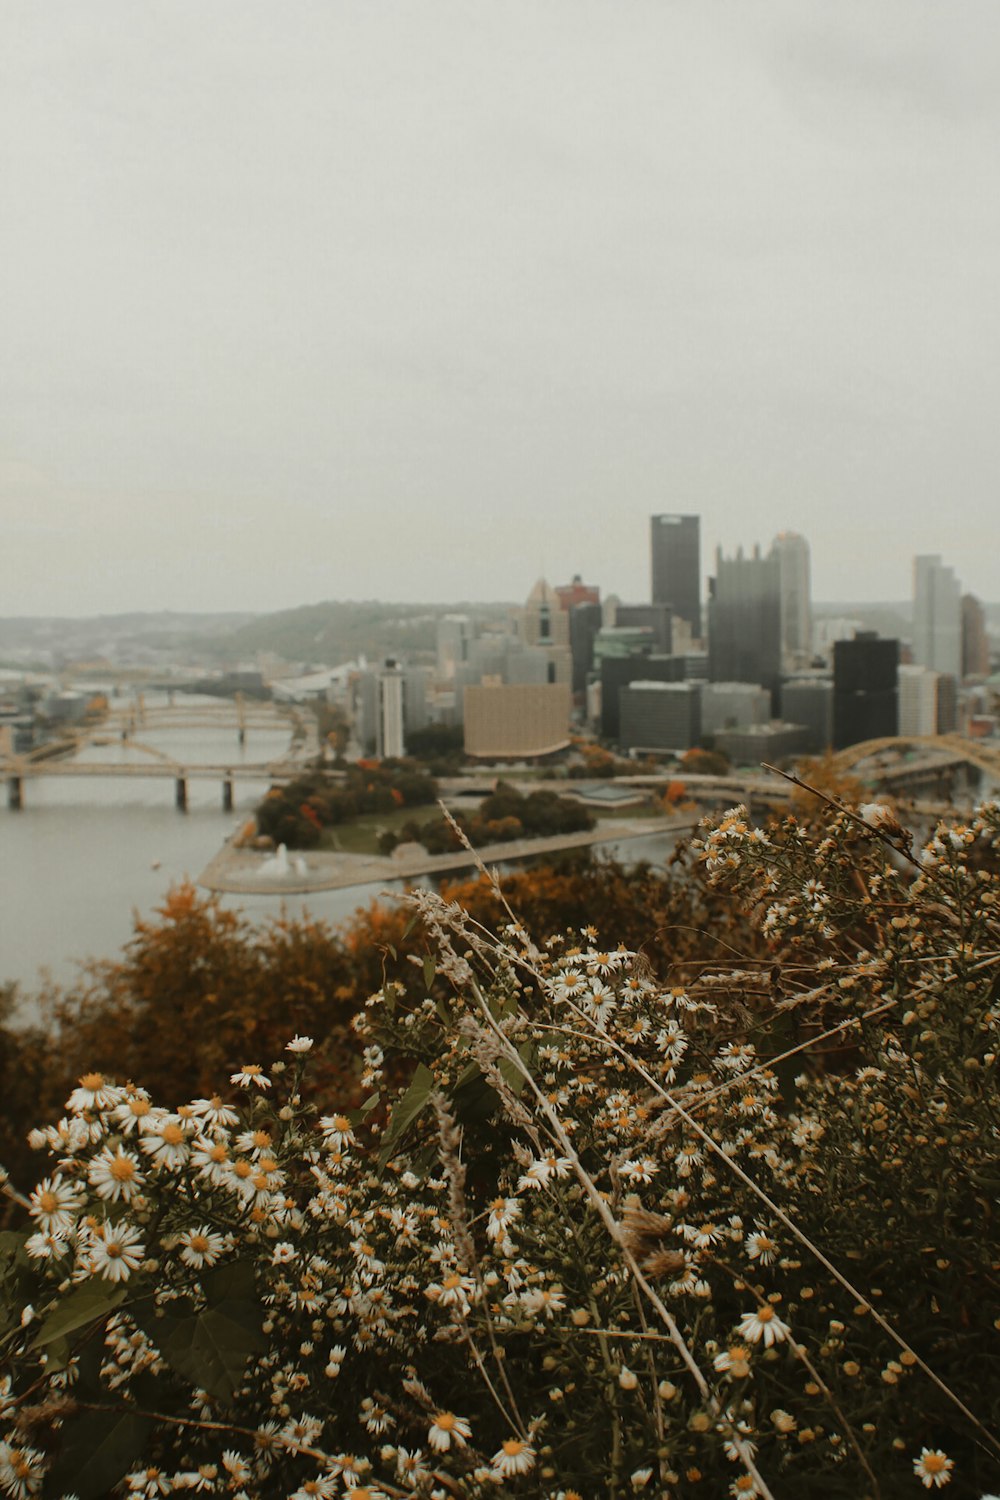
[{"x1": 318, "y1": 803, "x2": 442, "y2": 855}]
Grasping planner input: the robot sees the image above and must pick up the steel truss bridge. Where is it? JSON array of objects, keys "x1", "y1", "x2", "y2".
[{"x1": 2, "y1": 701, "x2": 318, "y2": 810}]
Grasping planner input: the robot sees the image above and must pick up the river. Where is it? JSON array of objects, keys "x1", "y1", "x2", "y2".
[{"x1": 0, "y1": 692, "x2": 678, "y2": 1015}]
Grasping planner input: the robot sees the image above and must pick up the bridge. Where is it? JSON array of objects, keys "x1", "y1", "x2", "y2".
[
  {"x1": 1, "y1": 699, "x2": 319, "y2": 810},
  {"x1": 830, "y1": 734, "x2": 1000, "y2": 797}
]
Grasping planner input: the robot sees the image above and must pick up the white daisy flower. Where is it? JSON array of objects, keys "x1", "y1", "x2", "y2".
[
  {"x1": 139, "y1": 1115, "x2": 192, "y2": 1170},
  {"x1": 912, "y1": 1449, "x2": 955, "y2": 1489},
  {"x1": 491, "y1": 1438, "x2": 535, "y2": 1477},
  {"x1": 229, "y1": 1065, "x2": 271, "y2": 1090},
  {"x1": 427, "y1": 1412, "x2": 471, "y2": 1452},
  {"x1": 65, "y1": 1072, "x2": 125, "y2": 1114},
  {"x1": 188, "y1": 1096, "x2": 240, "y2": 1130},
  {"x1": 486, "y1": 1197, "x2": 522, "y2": 1240},
  {"x1": 736, "y1": 1305, "x2": 791, "y2": 1347},
  {"x1": 89, "y1": 1220, "x2": 145, "y2": 1282},
  {"x1": 178, "y1": 1226, "x2": 227, "y2": 1269},
  {"x1": 286, "y1": 1035, "x2": 314, "y2": 1053},
  {"x1": 318, "y1": 1115, "x2": 356, "y2": 1152},
  {"x1": 28, "y1": 1175, "x2": 83, "y2": 1236},
  {"x1": 621, "y1": 1158, "x2": 658, "y2": 1184},
  {"x1": 88, "y1": 1146, "x2": 145, "y2": 1203},
  {"x1": 110, "y1": 1092, "x2": 155, "y2": 1134},
  {"x1": 745, "y1": 1230, "x2": 778, "y2": 1265}
]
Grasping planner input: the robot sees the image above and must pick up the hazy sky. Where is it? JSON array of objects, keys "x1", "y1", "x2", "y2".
[{"x1": 3, "y1": 1, "x2": 999, "y2": 616}]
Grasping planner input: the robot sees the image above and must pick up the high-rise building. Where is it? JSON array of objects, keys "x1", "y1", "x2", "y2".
[
  {"x1": 913, "y1": 555, "x2": 961, "y2": 679},
  {"x1": 898, "y1": 664, "x2": 939, "y2": 738},
  {"x1": 962, "y1": 594, "x2": 990, "y2": 678},
  {"x1": 555, "y1": 574, "x2": 600, "y2": 612},
  {"x1": 707, "y1": 544, "x2": 782, "y2": 702},
  {"x1": 613, "y1": 603, "x2": 673, "y2": 654},
  {"x1": 355, "y1": 659, "x2": 427, "y2": 756},
  {"x1": 651, "y1": 515, "x2": 700, "y2": 637},
  {"x1": 700, "y1": 682, "x2": 771, "y2": 736},
  {"x1": 619, "y1": 681, "x2": 701, "y2": 754},
  {"x1": 436, "y1": 615, "x2": 475, "y2": 681},
  {"x1": 568, "y1": 601, "x2": 604, "y2": 697},
  {"x1": 519, "y1": 579, "x2": 571, "y2": 650},
  {"x1": 772, "y1": 532, "x2": 812, "y2": 669},
  {"x1": 780, "y1": 675, "x2": 833, "y2": 753},
  {"x1": 833, "y1": 634, "x2": 898, "y2": 749}
]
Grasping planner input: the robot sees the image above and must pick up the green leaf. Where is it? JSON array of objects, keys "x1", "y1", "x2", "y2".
[
  {"x1": 44, "y1": 1409, "x2": 152, "y2": 1500},
  {"x1": 158, "y1": 1302, "x2": 265, "y2": 1402},
  {"x1": 30, "y1": 1281, "x2": 128, "y2": 1352},
  {"x1": 0, "y1": 1230, "x2": 29, "y2": 1270},
  {"x1": 422, "y1": 955, "x2": 436, "y2": 991},
  {"x1": 378, "y1": 1062, "x2": 435, "y2": 1168},
  {"x1": 203, "y1": 1259, "x2": 256, "y2": 1305}
]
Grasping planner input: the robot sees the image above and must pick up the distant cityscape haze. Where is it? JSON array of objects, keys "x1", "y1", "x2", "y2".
[{"x1": 4, "y1": 1, "x2": 1000, "y2": 615}]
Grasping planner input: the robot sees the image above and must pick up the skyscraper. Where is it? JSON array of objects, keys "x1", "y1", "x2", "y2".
[
  {"x1": 707, "y1": 544, "x2": 782, "y2": 702},
  {"x1": 832, "y1": 634, "x2": 898, "y2": 749},
  {"x1": 962, "y1": 594, "x2": 990, "y2": 678},
  {"x1": 651, "y1": 514, "x2": 700, "y2": 637},
  {"x1": 772, "y1": 531, "x2": 812, "y2": 668},
  {"x1": 913, "y1": 555, "x2": 961, "y2": 680}
]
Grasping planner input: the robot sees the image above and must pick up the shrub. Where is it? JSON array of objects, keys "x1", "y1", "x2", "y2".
[{"x1": 2, "y1": 801, "x2": 999, "y2": 1496}]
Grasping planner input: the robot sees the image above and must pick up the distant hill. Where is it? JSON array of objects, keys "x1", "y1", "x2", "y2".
[
  {"x1": 200, "y1": 599, "x2": 513, "y2": 667},
  {"x1": 0, "y1": 601, "x2": 514, "y2": 672}
]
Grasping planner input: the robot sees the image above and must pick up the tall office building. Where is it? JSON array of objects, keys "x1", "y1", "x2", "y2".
[
  {"x1": 772, "y1": 531, "x2": 812, "y2": 668},
  {"x1": 707, "y1": 544, "x2": 782, "y2": 702},
  {"x1": 832, "y1": 634, "x2": 898, "y2": 749},
  {"x1": 898, "y1": 665, "x2": 939, "y2": 738},
  {"x1": 962, "y1": 594, "x2": 990, "y2": 678},
  {"x1": 651, "y1": 515, "x2": 701, "y2": 637},
  {"x1": 913, "y1": 555, "x2": 961, "y2": 679}
]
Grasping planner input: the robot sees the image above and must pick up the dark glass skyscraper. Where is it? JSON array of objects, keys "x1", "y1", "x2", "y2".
[
  {"x1": 707, "y1": 544, "x2": 782, "y2": 703},
  {"x1": 651, "y1": 514, "x2": 700, "y2": 636},
  {"x1": 832, "y1": 634, "x2": 899, "y2": 749}
]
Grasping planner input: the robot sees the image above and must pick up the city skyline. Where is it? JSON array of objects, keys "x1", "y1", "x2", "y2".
[{"x1": 5, "y1": 2, "x2": 1000, "y2": 617}]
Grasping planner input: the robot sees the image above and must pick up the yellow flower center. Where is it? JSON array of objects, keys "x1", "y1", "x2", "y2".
[
  {"x1": 110, "y1": 1158, "x2": 136, "y2": 1181},
  {"x1": 758, "y1": 1306, "x2": 775, "y2": 1322},
  {"x1": 161, "y1": 1123, "x2": 185, "y2": 1146},
  {"x1": 189, "y1": 1234, "x2": 210, "y2": 1253},
  {"x1": 129, "y1": 1098, "x2": 151, "y2": 1117},
  {"x1": 923, "y1": 1456, "x2": 948, "y2": 1474},
  {"x1": 435, "y1": 1412, "x2": 456, "y2": 1431},
  {"x1": 38, "y1": 1191, "x2": 58, "y2": 1213},
  {"x1": 80, "y1": 1072, "x2": 105, "y2": 1090}
]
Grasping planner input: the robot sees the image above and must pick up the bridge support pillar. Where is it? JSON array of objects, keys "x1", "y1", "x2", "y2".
[
  {"x1": 222, "y1": 777, "x2": 234, "y2": 812},
  {"x1": 175, "y1": 776, "x2": 188, "y2": 812},
  {"x1": 7, "y1": 777, "x2": 22, "y2": 811}
]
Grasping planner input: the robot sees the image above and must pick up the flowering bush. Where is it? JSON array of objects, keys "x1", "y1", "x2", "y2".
[{"x1": 1, "y1": 800, "x2": 999, "y2": 1498}]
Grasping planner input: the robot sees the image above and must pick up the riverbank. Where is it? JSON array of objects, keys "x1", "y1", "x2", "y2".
[{"x1": 197, "y1": 814, "x2": 699, "y2": 895}]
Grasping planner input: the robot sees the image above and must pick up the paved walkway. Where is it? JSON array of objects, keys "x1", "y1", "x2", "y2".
[{"x1": 197, "y1": 815, "x2": 698, "y2": 896}]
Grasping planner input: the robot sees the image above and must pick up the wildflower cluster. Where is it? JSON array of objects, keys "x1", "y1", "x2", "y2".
[{"x1": 0, "y1": 802, "x2": 998, "y2": 1497}]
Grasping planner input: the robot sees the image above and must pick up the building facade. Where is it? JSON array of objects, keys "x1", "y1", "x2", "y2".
[
  {"x1": 619, "y1": 681, "x2": 701, "y2": 754},
  {"x1": 707, "y1": 544, "x2": 782, "y2": 703},
  {"x1": 962, "y1": 594, "x2": 990, "y2": 678},
  {"x1": 651, "y1": 514, "x2": 701, "y2": 637},
  {"x1": 832, "y1": 635, "x2": 899, "y2": 749},
  {"x1": 913, "y1": 555, "x2": 962, "y2": 679},
  {"x1": 772, "y1": 531, "x2": 812, "y2": 669},
  {"x1": 463, "y1": 682, "x2": 572, "y2": 759}
]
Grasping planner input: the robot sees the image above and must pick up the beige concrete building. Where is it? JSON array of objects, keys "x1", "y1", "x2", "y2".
[{"x1": 463, "y1": 681, "x2": 572, "y2": 759}]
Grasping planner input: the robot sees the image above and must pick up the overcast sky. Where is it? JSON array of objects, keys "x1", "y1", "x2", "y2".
[{"x1": 3, "y1": 1, "x2": 999, "y2": 616}]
